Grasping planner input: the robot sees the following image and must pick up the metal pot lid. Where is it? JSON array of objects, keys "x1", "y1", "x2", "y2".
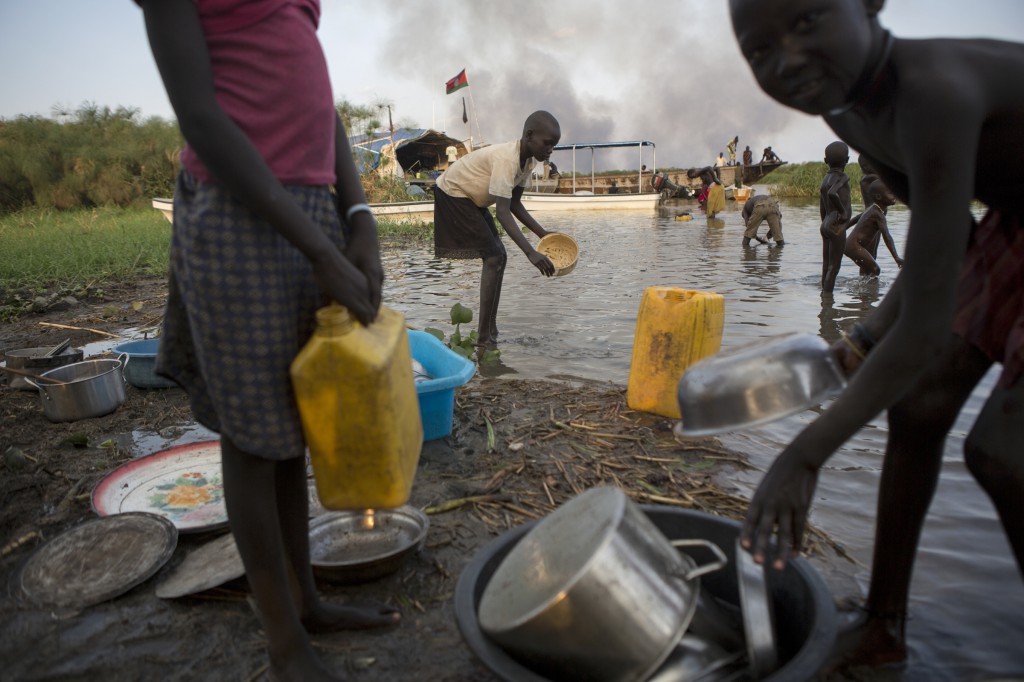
[
  {"x1": 19, "y1": 512, "x2": 177, "y2": 610},
  {"x1": 154, "y1": 531, "x2": 244, "y2": 599}
]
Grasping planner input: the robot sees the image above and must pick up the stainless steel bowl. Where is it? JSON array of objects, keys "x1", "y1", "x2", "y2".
[
  {"x1": 676, "y1": 333, "x2": 846, "y2": 437},
  {"x1": 308, "y1": 506, "x2": 429, "y2": 583}
]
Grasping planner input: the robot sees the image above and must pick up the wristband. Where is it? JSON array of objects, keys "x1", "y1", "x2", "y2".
[
  {"x1": 840, "y1": 333, "x2": 865, "y2": 360},
  {"x1": 344, "y1": 203, "x2": 373, "y2": 223},
  {"x1": 851, "y1": 323, "x2": 877, "y2": 352}
]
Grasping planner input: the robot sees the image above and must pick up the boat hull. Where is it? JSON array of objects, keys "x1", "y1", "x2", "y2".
[
  {"x1": 520, "y1": 192, "x2": 661, "y2": 211},
  {"x1": 151, "y1": 198, "x2": 434, "y2": 224}
]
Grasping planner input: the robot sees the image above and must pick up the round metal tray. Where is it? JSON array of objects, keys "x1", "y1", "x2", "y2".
[
  {"x1": 19, "y1": 512, "x2": 177, "y2": 609},
  {"x1": 309, "y1": 506, "x2": 429, "y2": 583}
]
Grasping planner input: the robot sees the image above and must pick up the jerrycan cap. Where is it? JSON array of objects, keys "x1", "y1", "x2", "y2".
[{"x1": 316, "y1": 304, "x2": 357, "y2": 332}]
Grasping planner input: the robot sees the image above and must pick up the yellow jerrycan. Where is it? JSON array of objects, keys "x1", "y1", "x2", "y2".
[
  {"x1": 627, "y1": 286, "x2": 725, "y2": 419},
  {"x1": 291, "y1": 303, "x2": 423, "y2": 510}
]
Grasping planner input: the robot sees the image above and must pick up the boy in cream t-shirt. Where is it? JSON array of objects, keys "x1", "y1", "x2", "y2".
[{"x1": 433, "y1": 111, "x2": 559, "y2": 348}]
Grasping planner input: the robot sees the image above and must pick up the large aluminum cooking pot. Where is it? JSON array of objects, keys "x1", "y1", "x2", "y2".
[
  {"x1": 27, "y1": 358, "x2": 126, "y2": 422},
  {"x1": 477, "y1": 486, "x2": 726, "y2": 682}
]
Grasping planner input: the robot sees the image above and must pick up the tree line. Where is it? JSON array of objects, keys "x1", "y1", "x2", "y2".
[{"x1": 0, "y1": 101, "x2": 408, "y2": 216}]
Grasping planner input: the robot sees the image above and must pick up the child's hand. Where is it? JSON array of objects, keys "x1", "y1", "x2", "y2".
[
  {"x1": 530, "y1": 252, "x2": 556, "y2": 277},
  {"x1": 740, "y1": 449, "x2": 819, "y2": 570},
  {"x1": 311, "y1": 251, "x2": 376, "y2": 326},
  {"x1": 831, "y1": 338, "x2": 865, "y2": 377},
  {"x1": 343, "y1": 213, "x2": 384, "y2": 312}
]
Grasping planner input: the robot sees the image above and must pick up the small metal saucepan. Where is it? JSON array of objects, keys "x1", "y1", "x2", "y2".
[
  {"x1": 26, "y1": 358, "x2": 127, "y2": 422},
  {"x1": 3, "y1": 345, "x2": 84, "y2": 390},
  {"x1": 477, "y1": 486, "x2": 727, "y2": 682}
]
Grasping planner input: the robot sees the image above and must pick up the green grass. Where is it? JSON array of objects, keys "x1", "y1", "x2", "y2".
[
  {"x1": 0, "y1": 206, "x2": 432, "y2": 319},
  {"x1": 0, "y1": 206, "x2": 173, "y2": 290},
  {"x1": 768, "y1": 161, "x2": 864, "y2": 201}
]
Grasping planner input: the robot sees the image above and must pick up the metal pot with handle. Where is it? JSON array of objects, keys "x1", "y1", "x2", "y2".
[
  {"x1": 477, "y1": 486, "x2": 727, "y2": 682},
  {"x1": 27, "y1": 358, "x2": 126, "y2": 422}
]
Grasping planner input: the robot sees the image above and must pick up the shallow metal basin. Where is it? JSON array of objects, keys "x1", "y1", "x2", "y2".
[
  {"x1": 676, "y1": 332, "x2": 846, "y2": 437},
  {"x1": 308, "y1": 506, "x2": 429, "y2": 584}
]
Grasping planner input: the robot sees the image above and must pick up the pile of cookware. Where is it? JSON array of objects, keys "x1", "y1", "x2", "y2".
[{"x1": 468, "y1": 486, "x2": 780, "y2": 682}]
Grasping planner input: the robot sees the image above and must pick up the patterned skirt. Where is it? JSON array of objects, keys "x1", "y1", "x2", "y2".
[
  {"x1": 952, "y1": 210, "x2": 1024, "y2": 389},
  {"x1": 156, "y1": 171, "x2": 344, "y2": 460}
]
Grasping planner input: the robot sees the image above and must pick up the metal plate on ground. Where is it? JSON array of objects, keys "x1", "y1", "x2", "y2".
[
  {"x1": 154, "y1": 531, "x2": 244, "y2": 599},
  {"x1": 19, "y1": 512, "x2": 177, "y2": 609},
  {"x1": 91, "y1": 441, "x2": 227, "y2": 533}
]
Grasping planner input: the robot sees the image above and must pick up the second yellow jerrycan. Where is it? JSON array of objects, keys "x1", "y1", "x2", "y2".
[
  {"x1": 626, "y1": 286, "x2": 725, "y2": 419},
  {"x1": 291, "y1": 303, "x2": 423, "y2": 510}
]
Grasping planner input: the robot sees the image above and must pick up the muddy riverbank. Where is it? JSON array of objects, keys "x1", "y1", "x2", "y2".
[{"x1": 0, "y1": 275, "x2": 870, "y2": 681}]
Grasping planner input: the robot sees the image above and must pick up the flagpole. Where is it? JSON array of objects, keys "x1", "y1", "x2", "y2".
[{"x1": 468, "y1": 85, "x2": 482, "y2": 147}]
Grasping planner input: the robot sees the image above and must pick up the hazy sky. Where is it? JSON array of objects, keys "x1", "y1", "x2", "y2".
[{"x1": 2, "y1": 1, "x2": 1022, "y2": 166}]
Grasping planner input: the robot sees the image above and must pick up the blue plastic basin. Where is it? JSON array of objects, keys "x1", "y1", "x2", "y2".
[
  {"x1": 408, "y1": 330, "x2": 476, "y2": 441},
  {"x1": 111, "y1": 338, "x2": 177, "y2": 389}
]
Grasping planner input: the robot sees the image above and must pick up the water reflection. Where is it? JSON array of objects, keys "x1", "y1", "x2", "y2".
[{"x1": 380, "y1": 196, "x2": 1022, "y2": 680}]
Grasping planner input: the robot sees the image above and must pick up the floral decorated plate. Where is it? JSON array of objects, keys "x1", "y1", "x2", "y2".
[{"x1": 92, "y1": 441, "x2": 227, "y2": 533}]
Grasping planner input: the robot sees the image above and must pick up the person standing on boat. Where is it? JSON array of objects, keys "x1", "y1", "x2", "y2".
[
  {"x1": 743, "y1": 145, "x2": 753, "y2": 166},
  {"x1": 727, "y1": 136, "x2": 739, "y2": 165},
  {"x1": 715, "y1": 152, "x2": 726, "y2": 168},
  {"x1": 433, "y1": 111, "x2": 559, "y2": 349}
]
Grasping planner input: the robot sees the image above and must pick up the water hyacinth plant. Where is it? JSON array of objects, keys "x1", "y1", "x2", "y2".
[{"x1": 424, "y1": 303, "x2": 499, "y2": 362}]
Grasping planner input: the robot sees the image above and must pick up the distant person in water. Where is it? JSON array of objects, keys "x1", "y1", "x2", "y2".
[
  {"x1": 845, "y1": 179, "x2": 903, "y2": 276},
  {"x1": 433, "y1": 110, "x2": 558, "y2": 349},
  {"x1": 855, "y1": 154, "x2": 882, "y2": 260},
  {"x1": 741, "y1": 194, "x2": 784, "y2": 247},
  {"x1": 819, "y1": 141, "x2": 853, "y2": 292}
]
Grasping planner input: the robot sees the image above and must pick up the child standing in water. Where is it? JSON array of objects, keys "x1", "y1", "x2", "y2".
[
  {"x1": 432, "y1": 111, "x2": 558, "y2": 348},
  {"x1": 730, "y1": 0, "x2": 1024, "y2": 672},
  {"x1": 138, "y1": 1, "x2": 399, "y2": 680},
  {"x1": 844, "y1": 178, "x2": 903, "y2": 277},
  {"x1": 819, "y1": 141, "x2": 853, "y2": 292}
]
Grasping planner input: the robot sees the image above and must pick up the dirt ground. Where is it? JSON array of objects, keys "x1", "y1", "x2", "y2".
[{"x1": 0, "y1": 275, "x2": 854, "y2": 682}]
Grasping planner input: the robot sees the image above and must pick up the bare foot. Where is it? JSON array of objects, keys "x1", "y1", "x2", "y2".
[
  {"x1": 302, "y1": 598, "x2": 400, "y2": 633},
  {"x1": 823, "y1": 607, "x2": 908, "y2": 674},
  {"x1": 474, "y1": 336, "x2": 498, "y2": 350}
]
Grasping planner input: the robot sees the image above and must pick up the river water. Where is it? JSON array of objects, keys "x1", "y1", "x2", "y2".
[{"x1": 381, "y1": 194, "x2": 1023, "y2": 681}]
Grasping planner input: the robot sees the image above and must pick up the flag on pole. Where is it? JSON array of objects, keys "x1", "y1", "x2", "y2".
[
  {"x1": 445, "y1": 69, "x2": 468, "y2": 95},
  {"x1": 462, "y1": 97, "x2": 468, "y2": 124}
]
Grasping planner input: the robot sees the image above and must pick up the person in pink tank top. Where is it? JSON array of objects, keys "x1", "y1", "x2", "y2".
[{"x1": 137, "y1": 1, "x2": 398, "y2": 680}]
